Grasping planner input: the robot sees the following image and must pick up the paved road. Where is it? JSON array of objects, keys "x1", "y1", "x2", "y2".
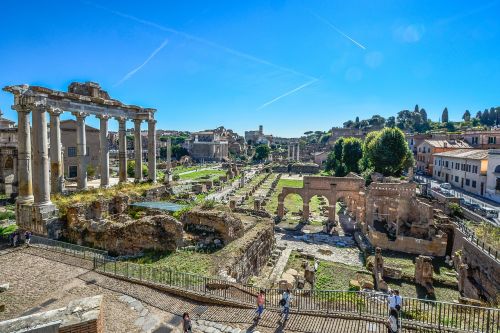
[{"x1": 414, "y1": 175, "x2": 500, "y2": 226}]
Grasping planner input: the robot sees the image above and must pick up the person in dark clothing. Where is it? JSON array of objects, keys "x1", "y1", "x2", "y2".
[{"x1": 182, "y1": 312, "x2": 192, "y2": 333}]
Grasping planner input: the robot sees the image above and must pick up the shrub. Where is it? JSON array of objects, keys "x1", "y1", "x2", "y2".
[
  {"x1": 448, "y1": 203, "x2": 463, "y2": 218},
  {"x1": 201, "y1": 199, "x2": 217, "y2": 210}
]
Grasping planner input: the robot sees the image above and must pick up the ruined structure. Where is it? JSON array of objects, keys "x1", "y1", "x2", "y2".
[
  {"x1": 0, "y1": 111, "x2": 18, "y2": 196},
  {"x1": 287, "y1": 141, "x2": 301, "y2": 161},
  {"x1": 3, "y1": 82, "x2": 157, "y2": 235},
  {"x1": 364, "y1": 182, "x2": 448, "y2": 256},
  {"x1": 415, "y1": 255, "x2": 435, "y2": 298},
  {"x1": 277, "y1": 174, "x2": 365, "y2": 222},
  {"x1": 182, "y1": 209, "x2": 245, "y2": 243},
  {"x1": 373, "y1": 248, "x2": 388, "y2": 292}
]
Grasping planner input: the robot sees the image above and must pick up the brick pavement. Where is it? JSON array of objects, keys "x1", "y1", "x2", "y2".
[{"x1": 1, "y1": 246, "x2": 401, "y2": 332}]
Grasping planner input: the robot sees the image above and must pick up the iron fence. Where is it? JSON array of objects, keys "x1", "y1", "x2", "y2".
[
  {"x1": 30, "y1": 235, "x2": 108, "y2": 260},
  {"x1": 94, "y1": 257, "x2": 500, "y2": 333}
]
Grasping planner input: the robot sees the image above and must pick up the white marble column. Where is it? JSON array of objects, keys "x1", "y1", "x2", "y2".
[
  {"x1": 49, "y1": 108, "x2": 64, "y2": 194},
  {"x1": 296, "y1": 143, "x2": 300, "y2": 161},
  {"x1": 133, "y1": 119, "x2": 143, "y2": 182},
  {"x1": 73, "y1": 112, "x2": 88, "y2": 190},
  {"x1": 166, "y1": 137, "x2": 172, "y2": 171},
  {"x1": 117, "y1": 117, "x2": 128, "y2": 183},
  {"x1": 147, "y1": 119, "x2": 156, "y2": 182},
  {"x1": 32, "y1": 105, "x2": 52, "y2": 205},
  {"x1": 98, "y1": 115, "x2": 110, "y2": 187},
  {"x1": 14, "y1": 105, "x2": 33, "y2": 203},
  {"x1": 287, "y1": 143, "x2": 291, "y2": 160},
  {"x1": 291, "y1": 144, "x2": 295, "y2": 161}
]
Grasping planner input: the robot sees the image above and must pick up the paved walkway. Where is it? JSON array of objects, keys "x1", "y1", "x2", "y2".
[{"x1": 0, "y1": 246, "x2": 397, "y2": 332}]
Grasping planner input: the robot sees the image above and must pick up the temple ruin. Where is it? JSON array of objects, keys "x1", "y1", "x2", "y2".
[{"x1": 3, "y1": 82, "x2": 157, "y2": 235}]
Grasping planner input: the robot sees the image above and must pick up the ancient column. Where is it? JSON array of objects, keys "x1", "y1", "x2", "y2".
[
  {"x1": 117, "y1": 117, "x2": 127, "y2": 183},
  {"x1": 166, "y1": 137, "x2": 172, "y2": 171},
  {"x1": 49, "y1": 107, "x2": 64, "y2": 194},
  {"x1": 302, "y1": 201, "x2": 310, "y2": 221},
  {"x1": 98, "y1": 115, "x2": 110, "y2": 187},
  {"x1": 287, "y1": 143, "x2": 291, "y2": 160},
  {"x1": 73, "y1": 112, "x2": 88, "y2": 190},
  {"x1": 133, "y1": 119, "x2": 143, "y2": 182},
  {"x1": 291, "y1": 144, "x2": 295, "y2": 161},
  {"x1": 32, "y1": 105, "x2": 52, "y2": 205},
  {"x1": 328, "y1": 185, "x2": 337, "y2": 223},
  {"x1": 147, "y1": 119, "x2": 157, "y2": 182},
  {"x1": 296, "y1": 143, "x2": 300, "y2": 161},
  {"x1": 14, "y1": 105, "x2": 33, "y2": 204}
]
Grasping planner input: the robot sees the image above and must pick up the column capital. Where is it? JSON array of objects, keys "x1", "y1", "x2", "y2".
[
  {"x1": 12, "y1": 104, "x2": 31, "y2": 114},
  {"x1": 47, "y1": 106, "x2": 63, "y2": 116},
  {"x1": 71, "y1": 111, "x2": 89, "y2": 119},
  {"x1": 97, "y1": 114, "x2": 112, "y2": 120},
  {"x1": 133, "y1": 118, "x2": 142, "y2": 125},
  {"x1": 115, "y1": 116, "x2": 127, "y2": 123}
]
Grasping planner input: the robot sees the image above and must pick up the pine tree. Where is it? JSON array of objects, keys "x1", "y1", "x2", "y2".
[{"x1": 442, "y1": 107, "x2": 449, "y2": 123}]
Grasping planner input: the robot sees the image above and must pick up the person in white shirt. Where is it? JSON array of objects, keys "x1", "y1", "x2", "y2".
[
  {"x1": 280, "y1": 289, "x2": 293, "y2": 321},
  {"x1": 388, "y1": 290, "x2": 402, "y2": 312}
]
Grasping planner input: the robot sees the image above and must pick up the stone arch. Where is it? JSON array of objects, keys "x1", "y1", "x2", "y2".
[
  {"x1": 309, "y1": 194, "x2": 330, "y2": 223},
  {"x1": 278, "y1": 189, "x2": 305, "y2": 221}
]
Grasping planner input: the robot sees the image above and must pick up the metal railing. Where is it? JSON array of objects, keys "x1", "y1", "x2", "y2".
[
  {"x1": 94, "y1": 257, "x2": 500, "y2": 333},
  {"x1": 455, "y1": 220, "x2": 499, "y2": 261},
  {"x1": 31, "y1": 235, "x2": 108, "y2": 260}
]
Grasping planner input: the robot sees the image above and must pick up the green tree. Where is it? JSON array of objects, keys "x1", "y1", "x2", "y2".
[
  {"x1": 127, "y1": 160, "x2": 148, "y2": 178},
  {"x1": 172, "y1": 145, "x2": 189, "y2": 160},
  {"x1": 462, "y1": 110, "x2": 471, "y2": 122},
  {"x1": 442, "y1": 107, "x2": 449, "y2": 123},
  {"x1": 386, "y1": 116, "x2": 396, "y2": 128},
  {"x1": 253, "y1": 144, "x2": 270, "y2": 161},
  {"x1": 359, "y1": 131, "x2": 378, "y2": 171},
  {"x1": 325, "y1": 138, "x2": 344, "y2": 172},
  {"x1": 342, "y1": 138, "x2": 363, "y2": 173},
  {"x1": 365, "y1": 128, "x2": 413, "y2": 176}
]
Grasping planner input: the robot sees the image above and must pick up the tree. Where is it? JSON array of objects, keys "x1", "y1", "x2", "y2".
[
  {"x1": 365, "y1": 128, "x2": 413, "y2": 176},
  {"x1": 343, "y1": 120, "x2": 354, "y2": 128},
  {"x1": 253, "y1": 144, "x2": 270, "y2": 161},
  {"x1": 420, "y1": 108, "x2": 428, "y2": 122},
  {"x1": 386, "y1": 116, "x2": 396, "y2": 128},
  {"x1": 342, "y1": 138, "x2": 363, "y2": 173},
  {"x1": 304, "y1": 131, "x2": 313, "y2": 135},
  {"x1": 172, "y1": 145, "x2": 189, "y2": 160},
  {"x1": 462, "y1": 110, "x2": 471, "y2": 122},
  {"x1": 442, "y1": 107, "x2": 449, "y2": 123},
  {"x1": 325, "y1": 138, "x2": 344, "y2": 173},
  {"x1": 127, "y1": 160, "x2": 148, "y2": 178}
]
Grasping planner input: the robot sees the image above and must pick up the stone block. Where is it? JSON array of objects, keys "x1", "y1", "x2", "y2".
[{"x1": 0, "y1": 283, "x2": 9, "y2": 292}]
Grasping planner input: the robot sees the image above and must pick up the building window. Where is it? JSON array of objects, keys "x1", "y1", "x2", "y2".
[
  {"x1": 496, "y1": 178, "x2": 500, "y2": 191},
  {"x1": 467, "y1": 165, "x2": 471, "y2": 172},
  {"x1": 465, "y1": 179, "x2": 470, "y2": 186},
  {"x1": 488, "y1": 137, "x2": 497, "y2": 144},
  {"x1": 68, "y1": 147, "x2": 76, "y2": 157},
  {"x1": 456, "y1": 163, "x2": 460, "y2": 170},
  {"x1": 472, "y1": 137, "x2": 478, "y2": 144},
  {"x1": 438, "y1": 171, "x2": 441, "y2": 177},
  {"x1": 472, "y1": 180, "x2": 477, "y2": 188},
  {"x1": 69, "y1": 165, "x2": 78, "y2": 178},
  {"x1": 455, "y1": 176, "x2": 459, "y2": 182},
  {"x1": 472, "y1": 165, "x2": 478, "y2": 174},
  {"x1": 445, "y1": 161, "x2": 449, "y2": 168}
]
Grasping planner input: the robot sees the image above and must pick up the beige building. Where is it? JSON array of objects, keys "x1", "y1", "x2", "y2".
[
  {"x1": 60, "y1": 120, "x2": 100, "y2": 179},
  {"x1": 187, "y1": 130, "x2": 229, "y2": 162},
  {"x1": 416, "y1": 139, "x2": 472, "y2": 175},
  {"x1": 461, "y1": 130, "x2": 500, "y2": 149},
  {"x1": 432, "y1": 150, "x2": 488, "y2": 196},
  {"x1": 245, "y1": 125, "x2": 272, "y2": 145},
  {"x1": 0, "y1": 111, "x2": 18, "y2": 196},
  {"x1": 484, "y1": 149, "x2": 500, "y2": 203}
]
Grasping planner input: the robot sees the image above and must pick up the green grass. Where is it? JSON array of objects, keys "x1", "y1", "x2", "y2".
[
  {"x1": 266, "y1": 178, "x2": 304, "y2": 215},
  {"x1": 172, "y1": 165, "x2": 200, "y2": 175},
  {"x1": 0, "y1": 224, "x2": 18, "y2": 237},
  {"x1": 178, "y1": 169, "x2": 226, "y2": 181},
  {"x1": 0, "y1": 210, "x2": 15, "y2": 220},
  {"x1": 129, "y1": 249, "x2": 215, "y2": 275}
]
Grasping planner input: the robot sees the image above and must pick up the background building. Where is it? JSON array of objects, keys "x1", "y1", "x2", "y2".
[
  {"x1": 416, "y1": 139, "x2": 472, "y2": 175},
  {"x1": 245, "y1": 125, "x2": 272, "y2": 145}
]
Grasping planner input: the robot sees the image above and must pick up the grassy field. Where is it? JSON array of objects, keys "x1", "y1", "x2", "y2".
[
  {"x1": 285, "y1": 251, "x2": 370, "y2": 290},
  {"x1": 178, "y1": 169, "x2": 226, "y2": 181},
  {"x1": 129, "y1": 249, "x2": 215, "y2": 275}
]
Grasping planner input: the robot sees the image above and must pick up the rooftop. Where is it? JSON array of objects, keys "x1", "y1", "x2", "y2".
[
  {"x1": 423, "y1": 139, "x2": 472, "y2": 149},
  {"x1": 433, "y1": 149, "x2": 489, "y2": 160}
]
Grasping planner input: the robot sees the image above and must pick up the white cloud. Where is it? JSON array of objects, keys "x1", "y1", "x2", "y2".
[
  {"x1": 394, "y1": 24, "x2": 425, "y2": 43},
  {"x1": 364, "y1": 51, "x2": 384, "y2": 68}
]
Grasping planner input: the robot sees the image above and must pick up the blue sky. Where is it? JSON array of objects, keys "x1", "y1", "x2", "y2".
[{"x1": 0, "y1": 0, "x2": 499, "y2": 137}]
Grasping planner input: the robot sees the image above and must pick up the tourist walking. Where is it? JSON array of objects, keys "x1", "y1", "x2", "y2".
[
  {"x1": 280, "y1": 289, "x2": 293, "y2": 321},
  {"x1": 387, "y1": 308, "x2": 399, "y2": 333},
  {"x1": 182, "y1": 312, "x2": 192, "y2": 333},
  {"x1": 24, "y1": 231, "x2": 31, "y2": 246},
  {"x1": 388, "y1": 290, "x2": 402, "y2": 313},
  {"x1": 254, "y1": 290, "x2": 265, "y2": 320}
]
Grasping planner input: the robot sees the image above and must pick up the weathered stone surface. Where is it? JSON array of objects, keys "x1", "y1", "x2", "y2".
[
  {"x1": 415, "y1": 255, "x2": 435, "y2": 297},
  {"x1": 0, "y1": 283, "x2": 9, "y2": 292},
  {"x1": 183, "y1": 209, "x2": 244, "y2": 243},
  {"x1": 66, "y1": 201, "x2": 183, "y2": 255}
]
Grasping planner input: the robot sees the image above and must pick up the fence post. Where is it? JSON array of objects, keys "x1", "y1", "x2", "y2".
[
  {"x1": 438, "y1": 302, "x2": 442, "y2": 330},
  {"x1": 114, "y1": 260, "x2": 117, "y2": 275}
]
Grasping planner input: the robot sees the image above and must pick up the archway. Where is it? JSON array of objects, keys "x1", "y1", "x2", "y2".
[{"x1": 309, "y1": 195, "x2": 330, "y2": 226}]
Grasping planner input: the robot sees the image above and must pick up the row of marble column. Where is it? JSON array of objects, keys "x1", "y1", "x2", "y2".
[
  {"x1": 15, "y1": 104, "x2": 156, "y2": 208},
  {"x1": 287, "y1": 143, "x2": 300, "y2": 161}
]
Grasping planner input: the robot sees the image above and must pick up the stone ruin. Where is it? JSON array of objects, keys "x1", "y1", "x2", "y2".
[
  {"x1": 415, "y1": 255, "x2": 435, "y2": 298},
  {"x1": 372, "y1": 247, "x2": 388, "y2": 292}
]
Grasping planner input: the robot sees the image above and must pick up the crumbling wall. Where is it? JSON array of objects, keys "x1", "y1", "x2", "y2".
[
  {"x1": 182, "y1": 209, "x2": 245, "y2": 243},
  {"x1": 368, "y1": 228, "x2": 447, "y2": 256}
]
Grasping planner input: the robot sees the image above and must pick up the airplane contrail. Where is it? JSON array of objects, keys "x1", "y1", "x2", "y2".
[
  {"x1": 114, "y1": 38, "x2": 169, "y2": 87},
  {"x1": 256, "y1": 78, "x2": 319, "y2": 111},
  {"x1": 310, "y1": 11, "x2": 366, "y2": 50},
  {"x1": 86, "y1": 2, "x2": 318, "y2": 80}
]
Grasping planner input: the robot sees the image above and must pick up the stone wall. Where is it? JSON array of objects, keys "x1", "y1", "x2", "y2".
[
  {"x1": 367, "y1": 228, "x2": 448, "y2": 257},
  {"x1": 182, "y1": 209, "x2": 245, "y2": 243},
  {"x1": 219, "y1": 221, "x2": 275, "y2": 282},
  {"x1": 453, "y1": 227, "x2": 500, "y2": 305},
  {"x1": 272, "y1": 163, "x2": 320, "y2": 174}
]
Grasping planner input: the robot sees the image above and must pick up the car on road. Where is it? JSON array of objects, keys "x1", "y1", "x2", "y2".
[
  {"x1": 440, "y1": 183, "x2": 452, "y2": 190},
  {"x1": 477, "y1": 207, "x2": 499, "y2": 219}
]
